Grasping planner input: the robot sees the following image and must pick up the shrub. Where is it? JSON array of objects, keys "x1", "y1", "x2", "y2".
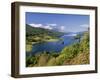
[
  {"x1": 56, "y1": 53, "x2": 67, "y2": 65},
  {"x1": 47, "y1": 57, "x2": 56, "y2": 66},
  {"x1": 61, "y1": 43, "x2": 80, "y2": 59},
  {"x1": 26, "y1": 56, "x2": 37, "y2": 67},
  {"x1": 51, "y1": 53, "x2": 59, "y2": 58}
]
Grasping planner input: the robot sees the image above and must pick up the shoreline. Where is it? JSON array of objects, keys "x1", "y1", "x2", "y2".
[{"x1": 26, "y1": 38, "x2": 60, "y2": 52}]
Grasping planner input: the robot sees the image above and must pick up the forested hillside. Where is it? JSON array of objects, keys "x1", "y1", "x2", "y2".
[{"x1": 26, "y1": 24, "x2": 64, "y2": 38}]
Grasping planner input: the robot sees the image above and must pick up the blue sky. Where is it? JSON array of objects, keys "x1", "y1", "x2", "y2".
[{"x1": 26, "y1": 12, "x2": 89, "y2": 32}]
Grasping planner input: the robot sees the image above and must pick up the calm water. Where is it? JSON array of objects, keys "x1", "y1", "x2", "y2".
[{"x1": 26, "y1": 33, "x2": 81, "y2": 56}]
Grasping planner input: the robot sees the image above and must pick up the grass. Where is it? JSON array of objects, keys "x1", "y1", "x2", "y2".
[
  {"x1": 26, "y1": 44, "x2": 32, "y2": 52},
  {"x1": 44, "y1": 38, "x2": 59, "y2": 42}
]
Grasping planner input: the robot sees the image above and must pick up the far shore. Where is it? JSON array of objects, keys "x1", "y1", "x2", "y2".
[{"x1": 26, "y1": 38, "x2": 60, "y2": 52}]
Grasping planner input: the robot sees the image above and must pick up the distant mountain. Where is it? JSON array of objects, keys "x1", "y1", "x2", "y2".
[
  {"x1": 26, "y1": 24, "x2": 64, "y2": 37},
  {"x1": 67, "y1": 31, "x2": 86, "y2": 35}
]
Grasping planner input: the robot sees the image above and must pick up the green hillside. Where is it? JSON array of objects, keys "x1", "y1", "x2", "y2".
[
  {"x1": 26, "y1": 24, "x2": 64, "y2": 52},
  {"x1": 26, "y1": 24, "x2": 64, "y2": 38}
]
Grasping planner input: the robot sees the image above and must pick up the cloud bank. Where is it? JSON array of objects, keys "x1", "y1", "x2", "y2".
[
  {"x1": 28, "y1": 23, "x2": 67, "y2": 32},
  {"x1": 29, "y1": 23, "x2": 53, "y2": 30},
  {"x1": 80, "y1": 24, "x2": 89, "y2": 28},
  {"x1": 28, "y1": 23, "x2": 89, "y2": 33}
]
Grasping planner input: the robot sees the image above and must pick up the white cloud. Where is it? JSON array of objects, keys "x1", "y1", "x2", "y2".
[
  {"x1": 60, "y1": 26, "x2": 65, "y2": 32},
  {"x1": 29, "y1": 23, "x2": 52, "y2": 30},
  {"x1": 48, "y1": 24, "x2": 57, "y2": 26},
  {"x1": 29, "y1": 23, "x2": 42, "y2": 28},
  {"x1": 80, "y1": 24, "x2": 89, "y2": 28},
  {"x1": 44, "y1": 25, "x2": 53, "y2": 30}
]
